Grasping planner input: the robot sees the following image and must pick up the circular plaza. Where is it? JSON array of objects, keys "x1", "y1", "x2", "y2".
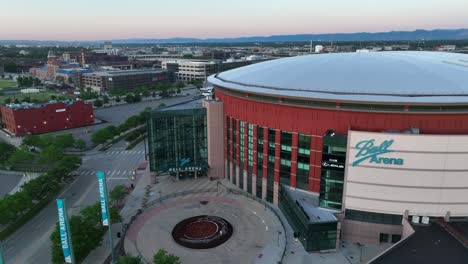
[{"x1": 124, "y1": 185, "x2": 285, "y2": 264}]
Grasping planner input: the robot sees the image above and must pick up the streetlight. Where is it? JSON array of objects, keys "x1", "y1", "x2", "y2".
[
  {"x1": 357, "y1": 242, "x2": 363, "y2": 263},
  {"x1": 143, "y1": 135, "x2": 147, "y2": 161}
]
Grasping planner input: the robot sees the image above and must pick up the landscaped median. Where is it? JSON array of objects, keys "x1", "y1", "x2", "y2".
[{"x1": 91, "y1": 108, "x2": 151, "y2": 150}]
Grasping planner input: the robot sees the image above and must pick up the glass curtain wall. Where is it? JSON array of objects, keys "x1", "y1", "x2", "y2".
[
  {"x1": 319, "y1": 136, "x2": 347, "y2": 210},
  {"x1": 279, "y1": 185, "x2": 338, "y2": 251},
  {"x1": 280, "y1": 131, "x2": 292, "y2": 186},
  {"x1": 148, "y1": 108, "x2": 208, "y2": 177},
  {"x1": 267, "y1": 128, "x2": 276, "y2": 202},
  {"x1": 232, "y1": 119, "x2": 237, "y2": 185},
  {"x1": 247, "y1": 124, "x2": 254, "y2": 193},
  {"x1": 297, "y1": 134, "x2": 311, "y2": 191},
  {"x1": 239, "y1": 121, "x2": 245, "y2": 189}
]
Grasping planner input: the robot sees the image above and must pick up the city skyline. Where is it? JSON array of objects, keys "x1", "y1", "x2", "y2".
[{"x1": 1, "y1": 0, "x2": 468, "y2": 41}]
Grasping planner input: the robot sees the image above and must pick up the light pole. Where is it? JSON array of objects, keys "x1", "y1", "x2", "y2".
[
  {"x1": 0, "y1": 240, "x2": 5, "y2": 264},
  {"x1": 357, "y1": 242, "x2": 363, "y2": 263},
  {"x1": 143, "y1": 135, "x2": 147, "y2": 161}
]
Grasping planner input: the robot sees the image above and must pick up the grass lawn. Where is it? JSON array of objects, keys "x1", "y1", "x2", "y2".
[
  {"x1": 0, "y1": 80, "x2": 17, "y2": 89},
  {"x1": 0, "y1": 90, "x2": 75, "y2": 104}
]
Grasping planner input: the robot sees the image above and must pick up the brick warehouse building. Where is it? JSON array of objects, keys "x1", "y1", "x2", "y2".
[
  {"x1": 149, "y1": 51, "x2": 468, "y2": 253},
  {"x1": 0, "y1": 100, "x2": 94, "y2": 136}
]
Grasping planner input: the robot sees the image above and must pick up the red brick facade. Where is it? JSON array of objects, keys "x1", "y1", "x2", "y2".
[{"x1": 0, "y1": 100, "x2": 94, "y2": 136}]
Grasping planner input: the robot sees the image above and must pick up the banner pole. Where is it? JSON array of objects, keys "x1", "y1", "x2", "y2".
[
  {"x1": 56, "y1": 198, "x2": 76, "y2": 264},
  {"x1": 97, "y1": 171, "x2": 115, "y2": 264}
]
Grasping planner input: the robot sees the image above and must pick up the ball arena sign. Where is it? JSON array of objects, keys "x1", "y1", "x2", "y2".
[{"x1": 352, "y1": 139, "x2": 404, "y2": 167}]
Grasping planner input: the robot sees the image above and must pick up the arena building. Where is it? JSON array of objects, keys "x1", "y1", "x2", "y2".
[{"x1": 149, "y1": 51, "x2": 468, "y2": 253}]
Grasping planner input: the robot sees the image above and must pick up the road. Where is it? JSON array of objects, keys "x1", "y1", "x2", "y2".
[
  {"x1": 3, "y1": 142, "x2": 146, "y2": 264},
  {"x1": 0, "y1": 171, "x2": 22, "y2": 198}
]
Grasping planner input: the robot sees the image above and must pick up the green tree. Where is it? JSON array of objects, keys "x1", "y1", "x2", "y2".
[
  {"x1": 0, "y1": 142, "x2": 16, "y2": 165},
  {"x1": 153, "y1": 249, "x2": 181, "y2": 264},
  {"x1": 17, "y1": 76, "x2": 24, "y2": 87},
  {"x1": 124, "y1": 94, "x2": 134, "y2": 103},
  {"x1": 116, "y1": 96, "x2": 121, "y2": 103},
  {"x1": 74, "y1": 139, "x2": 86, "y2": 150},
  {"x1": 117, "y1": 255, "x2": 142, "y2": 264},
  {"x1": 13, "y1": 98, "x2": 19, "y2": 104},
  {"x1": 175, "y1": 81, "x2": 185, "y2": 89},
  {"x1": 50, "y1": 95, "x2": 57, "y2": 100},
  {"x1": 109, "y1": 185, "x2": 128, "y2": 205},
  {"x1": 50, "y1": 202, "x2": 121, "y2": 264},
  {"x1": 33, "y1": 77, "x2": 41, "y2": 86},
  {"x1": 102, "y1": 95, "x2": 109, "y2": 104},
  {"x1": 91, "y1": 126, "x2": 118, "y2": 145},
  {"x1": 94, "y1": 99, "x2": 103, "y2": 107},
  {"x1": 40, "y1": 145, "x2": 62, "y2": 163},
  {"x1": 133, "y1": 93, "x2": 141, "y2": 102},
  {"x1": 158, "y1": 103, "x2": 166, "y2": 108},
  {"x1": 23, "y1": 135, "x2": 42, "y2": 147},
  {"x1": 4, "y1": 98, "x2": 12, "y2": 104},
  {"x1": 54, "y1": 134, "x2": 75, "y2": 149},
  {"x1": 8, "y1": 149, "x2": 34, "y2": 165}
]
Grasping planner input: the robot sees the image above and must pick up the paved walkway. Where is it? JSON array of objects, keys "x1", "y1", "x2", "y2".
[
  {"x1": 124, "y1": 178, "x2": 285, "y2": 264},
  {"x1": 83, "y1": 171, "x2": 390, "y2": 264}
]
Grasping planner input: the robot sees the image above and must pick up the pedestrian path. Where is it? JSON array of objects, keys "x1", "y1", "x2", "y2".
[
  {"x1": 76, "y1": 169, "x2": 135, "y2": 179},
  {"x1": 105, "y1": 150, "x2": 145, "y2": 156}
]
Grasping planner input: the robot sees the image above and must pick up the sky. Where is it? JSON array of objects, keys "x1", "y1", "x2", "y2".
[{"x1": 0, "y1": 0, "x2": 467, "y2": 41}]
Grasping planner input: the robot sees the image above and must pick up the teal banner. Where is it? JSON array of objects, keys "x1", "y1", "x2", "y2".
[
  {"x1": 97, "y1": 171, "x2": 109, "y2": 226},
  {"x1": 56, "y1": 199, "x2": 73, "y2": 263}
]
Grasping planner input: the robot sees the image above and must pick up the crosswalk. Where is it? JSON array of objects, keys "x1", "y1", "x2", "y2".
[
  {"x1": 77, "y1": 170, "x2": 135, "y2": 180},
  {"x1": 105, "y1": 150, "x2": 145, "y2": 155}
]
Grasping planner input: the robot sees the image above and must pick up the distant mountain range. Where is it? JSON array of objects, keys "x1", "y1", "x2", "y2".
[
  {"x1": 1, "y1": 28, "x2": 467, "y2": 45},
  {"x1": 112, "y1": 28, "x2": 468, "y2": 44}
]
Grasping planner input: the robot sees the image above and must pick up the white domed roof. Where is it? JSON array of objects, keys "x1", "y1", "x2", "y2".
[{"x1": 208, "y1": 51, "x2": 468, "y2": 104}]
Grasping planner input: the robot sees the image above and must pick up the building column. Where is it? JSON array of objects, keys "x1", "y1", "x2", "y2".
[
  {"x1": 252, "y1": 124, "x2": 258, "y2": 197},
  {"x1": 229, "y1": 117, "x2": 233, "y2": 183},
  {"x1": 252, "y1": 175, "x2": 257, "y2": 196},
  {"x1": 224, "y1": 114, "x2": 228, "y2": 179},
  {"x1": 225, "y1": 160, "x2": 229, "y2": 180},
  {"x1": 273, "y1": 129, "x2": 281, "y2": 205},
  {"x1": 230, "y1": 162, "x2": 235, "y2": 184},
  {"x1": 309, "y1": 135, "x2": 323, "y2": 193},
  {"x1": 262, "y1": 127, "x2": 268, "y2": 200},
  {"x1": 236, "y1": 165, "x2": 240, "y2": 188},
  {"x1": 243, "y1": 122, "x2": 249, "y2": 192},
  {"x1": 236, "y1": 119, "x2": 241, "y2": 188},
  {"x1": 243, "y1": 170, "x2": 248, "y2": 192},
  {"x1": 291, "y1": 133, "x2": 298, "y2": 188}
]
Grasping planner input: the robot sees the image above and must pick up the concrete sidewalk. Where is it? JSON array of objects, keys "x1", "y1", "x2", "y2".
[{"x1": 8, "y1": 172, "x2": 41, "y2": 195}]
